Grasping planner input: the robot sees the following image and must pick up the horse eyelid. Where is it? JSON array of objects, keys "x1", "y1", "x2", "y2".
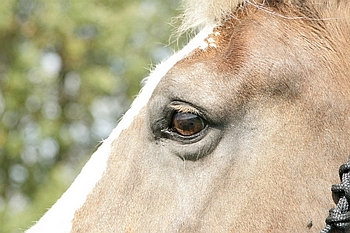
[{"x1": 169, "y1": 103, "x2": 201, "y2": 115}]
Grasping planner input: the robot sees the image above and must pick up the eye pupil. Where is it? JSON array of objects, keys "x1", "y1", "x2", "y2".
[{"x1": 172, "y1": 112, "x2": 205, "y2": 136}]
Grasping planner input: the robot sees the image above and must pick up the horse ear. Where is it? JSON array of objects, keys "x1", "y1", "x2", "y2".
[{"x1": 321, "y1": 158, "x2": 350, "y2": 232}]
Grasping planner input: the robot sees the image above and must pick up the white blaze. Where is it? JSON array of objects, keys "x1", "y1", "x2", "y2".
[{"x1": 26, "y1": 25, "x2": 216, "y2": 233}]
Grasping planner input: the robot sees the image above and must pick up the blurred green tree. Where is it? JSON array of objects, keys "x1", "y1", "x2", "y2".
[{"x1": 0, "y1": 0, "x2": 184, "y2": 232}]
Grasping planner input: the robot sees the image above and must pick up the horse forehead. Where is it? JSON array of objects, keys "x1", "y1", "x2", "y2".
[
  {"x1": 155, "y1": 13, "x2": 307, "y2": 105},
  {"x1": 171, "y1": 10, "x2": 304, "y2": 77}
]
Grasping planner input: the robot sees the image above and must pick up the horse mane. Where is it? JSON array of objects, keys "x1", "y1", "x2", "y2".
[{"x1": 178, "y1": 0, "x2": 245, "y2": 33}]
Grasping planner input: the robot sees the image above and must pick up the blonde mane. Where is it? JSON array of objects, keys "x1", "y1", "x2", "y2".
[{"x1": 179, "y1": 0, "x2": 246, "y2": 32}]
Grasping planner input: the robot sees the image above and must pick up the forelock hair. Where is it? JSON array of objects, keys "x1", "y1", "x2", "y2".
[
  {"x1": 176, "y1": 0, "x2": 330, "y2": 34},
  {"x1": 177, "y1": 0, "x2": 246, "y2": 33}
]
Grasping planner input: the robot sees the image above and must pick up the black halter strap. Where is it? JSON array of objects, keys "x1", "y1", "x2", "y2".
[{"x1": 321, "y1": 159, "x2": 350, "y2": 233}]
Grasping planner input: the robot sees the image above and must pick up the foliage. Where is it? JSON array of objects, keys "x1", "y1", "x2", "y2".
[{"x1": 0, "y1": 0, "x2": 183, "y2": 232}]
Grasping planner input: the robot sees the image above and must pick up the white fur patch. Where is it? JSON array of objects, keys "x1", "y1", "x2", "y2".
[
  {"x1": 26, "y1": 25, "x2": 216, "y2": 233},
  {"x1": 179, "y1": 0, "x2": 245, "y2": 32}
]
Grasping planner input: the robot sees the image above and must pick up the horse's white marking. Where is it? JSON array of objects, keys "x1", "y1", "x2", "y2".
[
  {"x1": 198, "y1": 27, "x2": 218, "y2": 50},
  {"x1": 26, "y1": 24, "x2": 216, "y2": 233},
  {"x1": 207, "y1": 37, "x2": 217, "y2": 47}
]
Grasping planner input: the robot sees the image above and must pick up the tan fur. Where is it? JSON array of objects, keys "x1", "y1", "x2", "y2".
[{"x1": 71, "y1": 1, "x2": 350, "y2": 232}]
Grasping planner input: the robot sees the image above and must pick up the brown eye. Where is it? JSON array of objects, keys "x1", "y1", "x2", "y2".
[{"x1": 171, "y1": 112, "x2": 205, "y2": 136}]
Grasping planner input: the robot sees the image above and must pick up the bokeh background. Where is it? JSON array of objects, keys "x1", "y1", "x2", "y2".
[{"x1": 0, "y1": 0, "x2": 186, "y2": 232}]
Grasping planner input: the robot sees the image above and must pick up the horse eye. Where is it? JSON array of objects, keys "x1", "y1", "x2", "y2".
[{"x1": 171, "y1": 112, "x2": 205, "y2": 136}]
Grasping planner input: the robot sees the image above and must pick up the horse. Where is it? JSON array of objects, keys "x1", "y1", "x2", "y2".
[{"x1": 26, "y1": 0, "x2": 350, "y2": 232}]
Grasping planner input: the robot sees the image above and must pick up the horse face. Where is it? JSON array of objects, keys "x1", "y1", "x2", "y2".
[{"x1": 29, "y1": 2, "x2": 350, "y2": 233}]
